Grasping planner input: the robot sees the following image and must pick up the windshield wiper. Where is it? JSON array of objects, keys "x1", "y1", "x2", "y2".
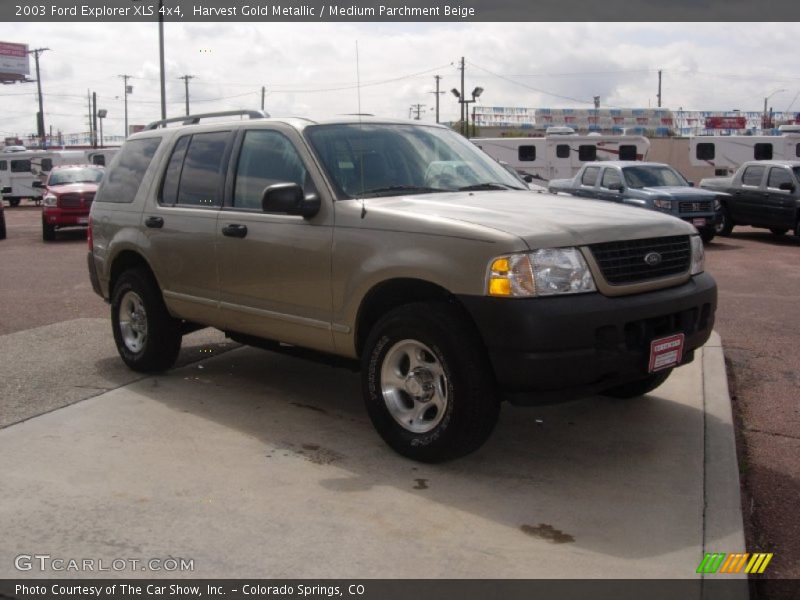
[
  {"x1": 458, "y1": 182, "x2": 522, "y2": 191},
  {"x1": 356, "y1": 185, "x2": 444, "y2": 197}
]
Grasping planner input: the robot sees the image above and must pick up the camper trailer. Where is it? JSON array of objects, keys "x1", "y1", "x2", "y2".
[
  {"x1": 471, "y1": 129, "x2": 650, "y2": 183},
  {"x1": 2, "y1": 148, "x2": 118, "y2": 205},
  {"x1": 689, "y1": 126, "x2": 800, "y2": 175}
]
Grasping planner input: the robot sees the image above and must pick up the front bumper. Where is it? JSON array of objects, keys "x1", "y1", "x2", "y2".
[
  {"x1": 458, "y1": 272, "x2": 717, "y2": 404},
  {"x1": 43, "y1": 208, "x2": 90, "y2": 227}
]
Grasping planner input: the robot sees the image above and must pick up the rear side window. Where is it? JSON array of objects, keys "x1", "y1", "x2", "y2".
[
  {"x1": 10, "y1": 160, "x2": 31, "y2": 173},
  {"x1": 618, "y1": 145, "x2": 637, "y2": 161},
  {"x1": 578, "y1": 145, "x2": 597, "y2": 161},
  {"x1": 160, "y1": 131, "x2": 229, "y2": 208},
  {"x1": 741, "y1": 165, "x2": 765, "y2": 186},
  {"x1": 160, "y1": 136, "x2": 190, "y2": 206},
  {"x1": 96, "y1": 138, "x2": 161, "y2": 204},
  {"x1": 581, "y1": 166, "x2": 600, "y2": 186},
  {"x1": 518, "y1": 145, "x2": 536, "y2": 162},
  {"x1": 556, "y1": 144, "x2": 570, "y2": 159},
  {"x1": 767, "y1": 167, "x2": 792, "y2": 189},
  {"x1": 754, "y1": 143, "x2": 773, "y2": 160},
  {"x1": 696, "y1": 143, "x2": 715, "y2": 160}
]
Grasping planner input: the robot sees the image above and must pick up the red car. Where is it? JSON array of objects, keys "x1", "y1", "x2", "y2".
[{"x1": 41, "y1": 165, "x2": 104, "y2": 241}]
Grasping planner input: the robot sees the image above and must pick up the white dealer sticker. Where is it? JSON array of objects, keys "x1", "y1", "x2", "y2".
[{"x1": 648, "y1": 333, "x2": 685, "y2": 372}]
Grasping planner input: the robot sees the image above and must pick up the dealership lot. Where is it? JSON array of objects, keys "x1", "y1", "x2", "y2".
[{"x1": 0, "y1": 202, "x2": 794, "y2": 582}]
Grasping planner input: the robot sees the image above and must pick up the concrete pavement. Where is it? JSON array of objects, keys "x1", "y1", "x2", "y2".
[{"x1": 0, "y1": 322, "x2": 746, "y2": 587}]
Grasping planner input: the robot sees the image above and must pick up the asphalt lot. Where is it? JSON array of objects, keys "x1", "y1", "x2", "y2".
[{"x1": 0, "y1": 200, "x2": 792, "y2": 590}]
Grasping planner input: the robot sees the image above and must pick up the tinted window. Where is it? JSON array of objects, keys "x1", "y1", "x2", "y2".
[
  {"x1": 233, "y1": 130, "x2": 309, "y2": 210},
  {"x1": 578, "y1": 145, "x2": 597, "y2": 161},
  {"x1": 518, "y1": 145, "x2": 536, "y2": 162},
  {"x1": 619, "y1": 145, "x2": 637, "y2": 161},
  {"x1": 556, "y1": 144, "x2": 570, "y2": 159},
  {"x1": 754, "y1": 143, "x2": 773, "y2": 160},
  {"x1": 767, "y1": 167, "x2": 793, "y2": 189},
  {"x1": 0, "y1": 161, "x2": 6, "y2": 171},
  {"x1": 623, "y1": 165, "x2": 688, "y2": 188},
  {"x1": 741, "y1": 165, "x2": 765, "y2": 186},
  {"x1": 48, "y1": 167, "x2": 104, "y2": 186},
  {"x1": 92, "y1": 154, "x2": 106, "y2": 166},
  {"x1": 581, "y1": 166, "x2": 600, "y2": 186},
  {"x1": 176, "y1": 132, "x2": 229, "y2": 207},
  {"x1": 40, "y1": 158, "x2": 53, "y2": 172},
  {"x1": 601, "y1": 168, "x2": 622, "y2": 188},
  {"x1": 796, "y1": 143, "x2": 800, "y2": 158},
  {"x1": 159, "y1": 136, "x2": 190, "y2": 206},
  {"x1": 696, "y1": 143, "x2": 715, "y2": 160},
  {"x1": 11, "y1": 160, "x2": 31, "y2": 173},
  {"x1": 96, "y1": 138, "x2": 161, "y2": 204}
]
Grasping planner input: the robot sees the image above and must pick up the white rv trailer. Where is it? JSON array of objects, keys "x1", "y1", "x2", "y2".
[
  {"x1": 1, "y1": 148, "x2": 117, "y2": 205},
  {"x1": 471, "y1": 129, "x2": 650, "y2": 182},
  {"x1": 689, "y1": 126, "x2": 800, "y2": 175}
]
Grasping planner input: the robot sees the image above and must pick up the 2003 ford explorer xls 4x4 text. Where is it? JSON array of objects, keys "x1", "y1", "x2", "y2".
[{"x1": 87, "y1": 111, "x2": 717, "y2": 462}]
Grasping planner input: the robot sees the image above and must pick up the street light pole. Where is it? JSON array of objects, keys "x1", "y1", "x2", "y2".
[
  {"x1": 763, "y1": 89, "x2": 787, "y2": 131},
  {"x1": 158, "y1": 0, "x2": 166, "y2": 120},
  {"x1": 119, "y1": 74, "x2": 131, "y2": 137}
]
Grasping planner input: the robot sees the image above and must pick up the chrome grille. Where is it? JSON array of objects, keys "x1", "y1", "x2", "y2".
[
  {"x1": 678, "y1": 200, "x2": 712, "y2": 213},
  {"x1": 58, "y1": 192, "x2": 95, "y2": 209},
  {"x1": 589, "y1": 235, "x2": 691, "y2": 285}
]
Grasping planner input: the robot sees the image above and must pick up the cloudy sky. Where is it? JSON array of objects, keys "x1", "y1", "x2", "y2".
[{"x1": 1, "y1": 21, "x2": 799, "y2": 140}]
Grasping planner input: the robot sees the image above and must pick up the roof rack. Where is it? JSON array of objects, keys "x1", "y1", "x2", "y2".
[{"x1": 144, "y1": 110, "x2": 270, "y2": 130}]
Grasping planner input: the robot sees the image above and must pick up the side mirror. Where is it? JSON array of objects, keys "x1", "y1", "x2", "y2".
[
  {"x1": 32, "y1": 181, "x2": 43, "y2": 188},
  {"x1": 523, "y1": 174, "x2": 534, "y2": 183},
  {"x1": 778, "y1": 182, "x2": 795, "y2": 192},
  {"x1": 261, "y1": 183, "x2": 320, "y2": 219},
  {"x1": 608, "y1": 182, "x2": 624, "y2": 192},
  {"x1": 688, "y1": 181, "x2": 695, "y2": 187}
]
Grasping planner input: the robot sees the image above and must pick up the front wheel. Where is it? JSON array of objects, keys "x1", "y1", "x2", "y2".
[
  {"x1": 699, "y1": 227, "x2": 715, "y2": 244},
  {"x1": 770, "y1": 228, "x2": 788, "y2": 236},
  {"x1": 0, "y1": 212, "x2": 6, "y2": 240},
  {"x1": 715, "y1": 206, "x2": 734, "y2": 237},
  {"x1": 42, "y1": 218, "x2": 55, "y2": 241},
  {"x1": 111, "y1": 268, "x2": 182, "y2": 373},
  {"x1": 362, "y1": 303, "x2": 499, "y2": 462},
  {"x1": 601, "y1": 369, "x2": 672, "y2": 399},
  {"x1": 8, "y1": 198, "x2": 20, "y2": 208}
]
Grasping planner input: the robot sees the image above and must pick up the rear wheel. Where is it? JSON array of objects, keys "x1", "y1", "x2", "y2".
[
  {"x1": 715, "y1": 206, "x2": 734, "y2": 236},
  {"x1": 0, "y1": 212, "x2": 6, "y2": 240},
  {"x1": 601, "y1": 370, "x2": 672, "y2": 399},
  {"x1": 42, "y1": 218, "x2": 55, "y2": 241},
  {"x1": 111, "y1": 268, "x2": 182, "y2": 373},
  {"x1": 770, "y1": 228, "x2": 788, "y2": 236},
  {"x1": 8, "y1": 198, "x2": 20, "y2": 208},
  {"x1": 362, "y1": 302, "x2": 499, "y2": 462}
]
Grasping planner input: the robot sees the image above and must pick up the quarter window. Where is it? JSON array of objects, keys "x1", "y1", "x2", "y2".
[
  {"x1": 601, "y1": 168, "x2": 622, "y2": 188},
  {"x1": 741, "y1": 165, "x2": 765, "y2": 187},
  {"x1": 578, "y1": 145, "x2": 597, "y2": 161},
  {"x1": 581, "y1": 166, "x2": 601, "y2": 186},
  {"x1": 556, "y1": 144, "x2": 570, "y2": 159},
  {"x1": 696, "y1": 143, "x2": 715, "y2": 160},
  {"x1": 754, "y1": 143, "x2": 773, "y2": 160},
  {"x1": 233, "y1": 130, "x2": 310, "y2": 211},
  {"x1": 96, "y1": 137, "x2": 161, "y2": 204},
  {"x1": 160, "y1": 136, "x2": 190, "y2": 206},
  {"x1": 767, "y1": 167, "x2": 793, "y2": 189},
  {"x1": 518, "y1": 145, "x2": 536, "y2": 162},
  {"x1": 161, "y1": 131, "x2": 229, "y2": 208}
]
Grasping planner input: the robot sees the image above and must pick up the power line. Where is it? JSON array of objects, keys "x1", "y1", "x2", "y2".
[{"x1": 466, "y1": 60, "x2": 594, "y2": 105}]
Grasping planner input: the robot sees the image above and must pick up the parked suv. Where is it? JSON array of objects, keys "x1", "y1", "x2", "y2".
[
  {"x1": 88, "y1": 111, "x2": 717, "y2": 462},
  {"x1": 41, "y1": 165, "x2": 104, "y2": 241}
]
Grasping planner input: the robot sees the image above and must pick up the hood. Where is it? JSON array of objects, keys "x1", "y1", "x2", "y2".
[
  {"x1": 639, "y1": 186, "x2": 718, "y2": 199},
  {"x1": 365, "y1": 190, "x2": 696, "y2": 249},
  {"x1": 47, "y1": 182, "x2": 99, "y2": 195}
]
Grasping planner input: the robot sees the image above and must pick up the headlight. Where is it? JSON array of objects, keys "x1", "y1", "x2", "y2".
[
  {"x1": 487, "y1": 248, "x2": 596, "y2": 297},
  {"x1": 43, "y1": 194, "x2": 57, "y2": 207},
  {"x1": 690, "y1": 235, "x2": 704, "y2": 275},
  {"x1": 714, "y1": 198, "x2": 722, "y2": 211},
  {"x1": 653, "y1": 198, "x2": 672, "y2": 210}
]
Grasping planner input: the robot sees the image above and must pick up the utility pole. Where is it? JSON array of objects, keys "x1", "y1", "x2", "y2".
[
  {"x1": 459, "y1": 57, "x2": 465, "y2": 135},
  {"x1": 28, "y1": 47, "x2": 49, "y2": 148},
  {"x1": 261, "y1": 85, "x2": 266, "y2": 111},
  {"x1": 87, "y1": 90, "x2": 94, "y2": 146},
  {"x1": 410, "y1": 104, "x2": 425, "y2": 120},
  {"x1": 158, "y1": 0, "x2": 166, "y2": 119},
  {"x1": 657, "y1": 69, "x2": 662, "y2": 108},
  {"x1": 429, "y1": 75, "x2": 444, "y2": 123},
  {"x1": 92, "y1": 92, "x2": 98, "y2": 149},
  {"x1": 179, "y1": 75, "x2": 195, "y2": 115},
  {"x1": 119, "y1": 74, "x2": 132, "y2": 137}
]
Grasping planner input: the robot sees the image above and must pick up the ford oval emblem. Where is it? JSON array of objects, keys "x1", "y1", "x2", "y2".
[{"x1": 644, "y1": 251, "x2": 662, "y2": 266}]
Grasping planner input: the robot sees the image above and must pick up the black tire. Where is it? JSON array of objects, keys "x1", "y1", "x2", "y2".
[
  {"x1": 699, "y1": 227, "x2": 715, "y2": 244},
  {"x1": 770, "y1": 228, "x2": 788, "y2": 236},
  {"x1": 111, "y1": 268, "x2": 182, "y2": 373},
  {"x1": 601, "y1": 369, "x2": 672, "y2": 399},
  {"x1": 795, "y1": 217, "x2": 800, "y2": 239},
  {"x1": 8, "y1": 198, "x2": 20, "y2": 208},
  {"x1": 715, "y1": 206, "x2": 734, "y2": 237},
  {"x1": 0, "y1": 212, "x2": 6, "y2": 240},
  {"x1": 362, "y1": 302, "x2": 500, "y2": 463},
  {"x1": 42, "y1": 218, "x2": 55, "y2": 241}
]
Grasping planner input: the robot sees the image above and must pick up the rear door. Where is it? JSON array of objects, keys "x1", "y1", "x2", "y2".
[
  {"x1": 215, "y1": 126, "x2": 335, "y2": 353},
  {"x1": 733, "y1": 165, "x2": 766, "y2": 224},
  {"x1": 765, "y1": 166, "x2": 797, "y2": 229}
]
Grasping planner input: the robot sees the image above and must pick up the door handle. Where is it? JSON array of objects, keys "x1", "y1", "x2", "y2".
[
  {"x1": 222, "y1": 223, "x2": 248, "y2": 238},
  {"x1": 145, "y1": 216, "x2": 164, "y2": 229}
]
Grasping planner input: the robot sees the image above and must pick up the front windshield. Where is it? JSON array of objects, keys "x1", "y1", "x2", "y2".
[
  {"x1": 48, "y1": 167, "x2": 104, "y2": 186},
  {"x1": 623, "y1": 165, "x2": 688, "y2": 189},
  {"x1": 305, "y1": 123, "x2": 524, "y2": 198},
  {"x1": 793, "y1": 167, "x2": 800, "y2": 182}
]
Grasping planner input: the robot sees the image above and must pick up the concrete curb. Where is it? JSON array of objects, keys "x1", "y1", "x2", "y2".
[{"x1": 701, "y1": 331, "x2": 749, "y2": 599}]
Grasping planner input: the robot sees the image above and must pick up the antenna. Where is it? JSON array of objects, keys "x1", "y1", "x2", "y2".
[{"x1": 356, "y1": 41, "x2": 366, "y2": 217}]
